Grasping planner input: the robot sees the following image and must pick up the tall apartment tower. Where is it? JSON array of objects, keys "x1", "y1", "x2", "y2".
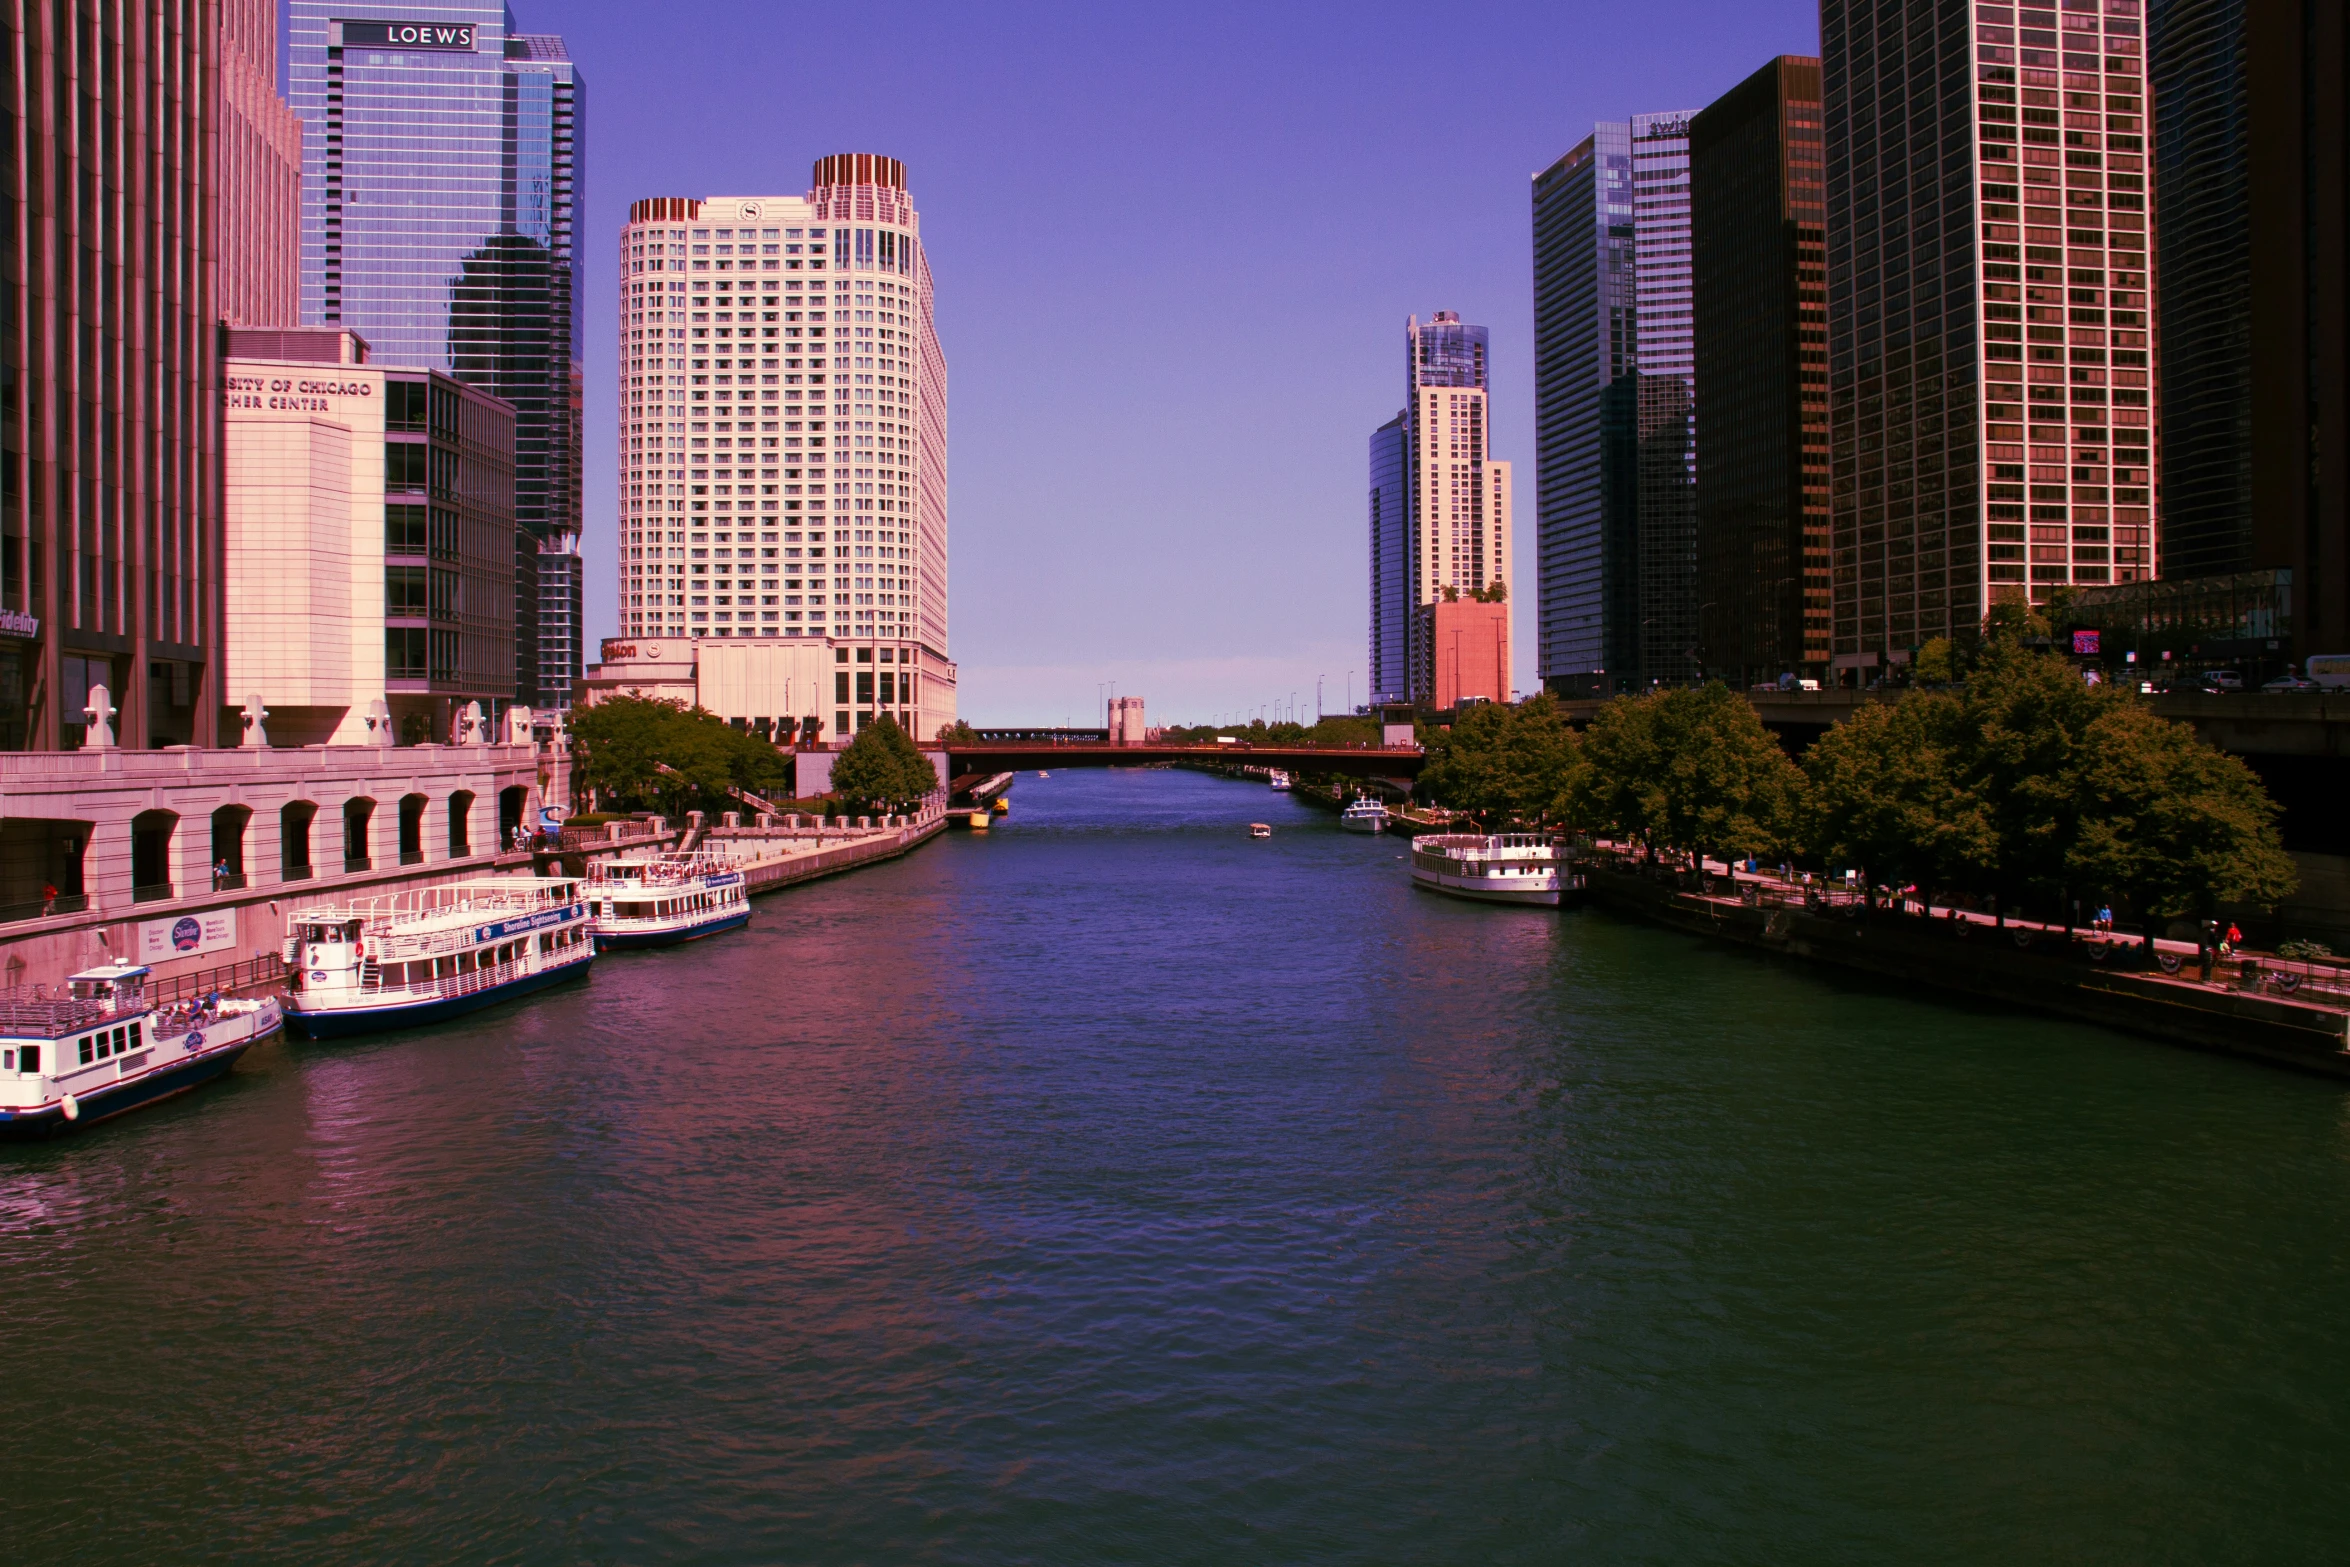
[
  {"x1": 2145, "y1": 0, "x2": 2345, "y2": 658},
  {"x1": 286, "y1": 2, "x2": 584, "y2": 712},
  {"x1": 618, "y1": 157, "x2": 948, "y2": 665},
  {"x1": 1371, "y1": 315, "x2": 1511, "y2": 707},
  {"x1": 0, "y1": 0, "x2": 296, "y2": 751},
  {"x1": 1532, "y1": 116, "x2": 1701, "y2": 694},
  {"x1": 1821, "y1": 0, "x2": 2157, "y2": 672},
  {"x1": 1692, "y1": 57, "x2": 1832, "y2": 685}
]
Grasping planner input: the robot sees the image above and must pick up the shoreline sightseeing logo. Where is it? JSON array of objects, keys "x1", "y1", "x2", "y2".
[{"x1": 171, "y1": 917, "x2": 204, "y2": 953}]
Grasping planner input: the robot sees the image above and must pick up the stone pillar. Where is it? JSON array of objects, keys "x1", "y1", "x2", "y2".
[
  {"x1": 248, "y1": 804, "x2": 284, "y2": 890},
  {"x1": 171, "y1": 812, "x2": 215, "y2": 902}
]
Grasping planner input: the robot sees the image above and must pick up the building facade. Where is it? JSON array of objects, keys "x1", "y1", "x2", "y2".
[
  {"x1": 581, "y1": 635, "x2": 958, "y2": 750},
  {"x1": 286, "y1": 1, "x2": 583, "y2": 711},
  {"x1": 1532, "y1": 124, "x2": 1637, "y2": 693},
  {"x1": 1377, "y1": 313, "x2": 1510, "y2": 707},
  {"x1": 0, "y1": 0, "x2": 296, "y2": 753},
  {"x1": 615, "y1": 157, "x2": 950, "y2": 734},
  {"x1": 219, "y1": 0, "x2": 303, "y2": 327},
  {"x1": 1628, "y1": 111, "x2": 1702, "y2": 686},
  {"x1": 1367, "y1": 413, "x2": 1408, "y2": 704},
  {"x1": 1691, "y1": 57, "x2": 1832, "y2": 685},
  {"x1": 1427, "y1": 599, "x2": 1510, "y2": 709},
  {"x1": 1822, "y1": 0, "x2": 2157, "y2": 677},
  {"x1": 223, "y1": 328, "x2": 519, "y2": 747}
]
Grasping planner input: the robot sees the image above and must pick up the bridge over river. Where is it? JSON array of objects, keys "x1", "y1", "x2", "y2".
[{"x1": 940, "y1": 732, "x2": 1423, "y2": 781}]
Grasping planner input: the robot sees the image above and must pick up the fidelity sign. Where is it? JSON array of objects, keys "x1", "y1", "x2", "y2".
[{"x1": 331, "y1": 18, "x2": 478, "y2": 50}]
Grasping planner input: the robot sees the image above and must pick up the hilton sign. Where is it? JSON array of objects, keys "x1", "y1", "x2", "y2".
[{"x1": 330, "y1": 18, "x2": 478, "y2": 50}]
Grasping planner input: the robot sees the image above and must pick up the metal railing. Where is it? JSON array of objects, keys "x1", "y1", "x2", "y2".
[
  {"x1": 210, "y1": 872, "x2": 250, "y2": 892},
  {"x1": 147, "y1": 953, "x2": 289, "y2": 1007},
  {"x1": 343, "y1": 856, "x2": 372, "y2": 874},
  {"x1": 131, "y1": 882, "x2": 175, "y2": 904},
  {"x1": 0, "y1": 892, "x2": 91, "y2": 925},
  {"x1": 400, "y1": 849, "x2": 426, "y2": 865}
]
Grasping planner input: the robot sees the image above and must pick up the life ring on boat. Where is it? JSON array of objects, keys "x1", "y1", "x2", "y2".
[
  {"x1": 61, "y1": 1093, "x2": 79, "y2": 1122},
  {"x1": 2156, "y1": 952, "x2": 2184, "y2": 975}
]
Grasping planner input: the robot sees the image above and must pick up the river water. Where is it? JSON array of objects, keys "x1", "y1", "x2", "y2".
[{"x1": 5, "y1": 766, "x2": 2347, "y2": 1563}]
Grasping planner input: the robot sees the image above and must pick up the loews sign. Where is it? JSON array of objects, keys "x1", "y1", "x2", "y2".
[{"x1": 331, "y1": 18, "x2": 478, "y2": 50}]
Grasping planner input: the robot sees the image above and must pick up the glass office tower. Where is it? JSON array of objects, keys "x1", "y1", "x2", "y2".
[
  {"x1": 1628, "y1": 110, "x2": 1701, "y2": 686},
  {"x1": 1367, "y1": 413, "x2": 1408, "y2": 704},
  {"x1": 1532, "y1": 123, "x2": 1637, "y2": 694},
  {"x1": 287, "y1": 2, "x2": 584, "y2": 710},
  {"x1": 1691, "y1": 56, "x2": 1831, "y2": 685}
]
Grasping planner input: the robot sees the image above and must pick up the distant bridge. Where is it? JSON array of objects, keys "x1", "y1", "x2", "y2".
[{"x1": 940, "y1": 740, "x2": 1424, "y2": 780}]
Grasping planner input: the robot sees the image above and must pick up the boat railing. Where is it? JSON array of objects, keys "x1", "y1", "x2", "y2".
[{"x1": 347, "y1": 942, "x2": 589, "y2": 1007}]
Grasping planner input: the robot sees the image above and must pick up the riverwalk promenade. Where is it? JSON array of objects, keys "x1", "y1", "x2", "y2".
[{"x1": 1582, "y1": 851, "x2": 2350, "y2": 1077}]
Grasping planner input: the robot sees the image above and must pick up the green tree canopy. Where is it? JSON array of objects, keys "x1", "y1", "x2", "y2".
[
  {"x1": 1418, "y1": 694, "x2": 1580, "y2": 822},
  {"x1": 830, "y1": 714, "x2": 938, "y2": 811},
  {"x1": 1565, "y1": 684, "x2": 1801, "y2": 861},
  {"x1": 1803, "y1": 692, "x2": 1993, "y2": 888},
  {"x1": 569, "y1": 696, "x2": 795, "y2": 817},
  {"x1": 2063, "y1": 700, "x2": 2297, "y2": 917}
]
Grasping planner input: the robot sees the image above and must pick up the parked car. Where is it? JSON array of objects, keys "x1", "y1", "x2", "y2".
[
  {"x1": 2197, "y1": 669, "x2": 2245, "y2": 694},
  {"x1": 2261, "y1": 674, "x2": 2321, "y2": 694}
]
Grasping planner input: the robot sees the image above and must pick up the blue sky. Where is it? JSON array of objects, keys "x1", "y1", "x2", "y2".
[{"x1": 561, "y1": 0, "x2": 1822, "y2": 725}]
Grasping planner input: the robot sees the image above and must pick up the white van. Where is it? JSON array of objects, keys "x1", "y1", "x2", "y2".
[{"x1": 2305, "y1": 654, "x2": 2350, "y2": 691}]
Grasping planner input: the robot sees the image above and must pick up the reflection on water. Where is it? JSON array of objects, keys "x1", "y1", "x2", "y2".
[{"x1": 4, "y1": 768, "x2": 2348, "y2": 1564}]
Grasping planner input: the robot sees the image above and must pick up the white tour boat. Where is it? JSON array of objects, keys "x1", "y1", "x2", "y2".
[
  {"x1": 283, "y1": 876, "x2": 595, "y2": 1039},
  {"x1": 1409, "y1": 833, "x2": 1579, "y2": 907},
  {"x1": 1268, "y1": 770, "x2": 1294, "y2": 791},
  {"x1": 0, "y1": 961, "x2": 282, "y2": 1138},
  {"x1": 1339, "y1": 797, "x2": 1389, "y2": 834},
  {"x1": 588, "y1": 850, "x2": 750, "y2": 949}
]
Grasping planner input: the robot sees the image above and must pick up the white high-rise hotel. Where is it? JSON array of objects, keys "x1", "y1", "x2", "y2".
[{"x1": 618, "y1": 154, "x2": 946, "y2": 661}]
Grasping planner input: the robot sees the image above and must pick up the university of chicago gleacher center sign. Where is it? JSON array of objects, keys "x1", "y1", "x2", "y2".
[{"x1": 330, "y1": 18, "x2": 478, "y2": 49}]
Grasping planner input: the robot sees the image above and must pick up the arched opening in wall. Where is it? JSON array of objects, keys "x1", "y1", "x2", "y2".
[
  {"x1": 131, "y1": 810, "x2": 179, "y2": 903},
  {"x1": 343, "y1": 798, "x2": 377, "y2": 874},
  {"x1": 448, "y1": 790, "x2": 476, "y2": 859},
  {"x1": 0, "y1": 819, "x2": 93, "y2": 921},
  {"x1": 398, "y1": 794, "x2": 428, "y2": 865},
  {"x1": 498, "y1": 787, "x2": 529, "y2": 853},
  {"x1": 210, "y1": 806, "x2": 252, "y2": 891},
  {"x1": 281, "y1": 802, "x2": 318, "y2": 882}
]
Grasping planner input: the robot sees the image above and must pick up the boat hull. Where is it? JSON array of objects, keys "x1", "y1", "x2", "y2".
[
  {"x1": 0, "y1": 1032, "x2": 265, "y2": 1140},
  {"x1": 1339, "y1": 816, "x2": 1386, "y2": 834},
  {"x1": 286, "y1": 957, "x2": 592, "y2": 1040},
  {"x1": 594, "y1": 909, "x2": 751, "y2": 950},
  {"x1": 1410, "y1": 869, "x2": 1562, "y2": 907}
]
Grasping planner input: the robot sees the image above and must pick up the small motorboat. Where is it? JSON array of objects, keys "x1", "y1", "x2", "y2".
[
  {"x1": 1249, "y1": 822, "x2": 1272, "y2": 839},
  {"x1": 1339, "y1": 797, "x2": 1389, "y2": 834},
  {"x1": 1037, "y1": 771, "x2": 1050, "y2": 779}
]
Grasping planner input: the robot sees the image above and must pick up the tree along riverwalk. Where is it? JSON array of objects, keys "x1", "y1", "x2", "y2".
[{"x1": 1580, "y1": 849, "x2": 2350, "y2": 1078}]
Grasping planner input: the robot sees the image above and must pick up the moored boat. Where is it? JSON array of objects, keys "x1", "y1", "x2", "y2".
[
  {"x1": 1268, "y1": 770, "x2": 1293, "y2": 791},
  {"x1": 283, "y1": 876, "x2": 594, "y2": 1039},
  {"x1": 0, "y1": 961, "x2": 282, "y2": 1138},
  {"x1": 1339, "y1": 797, "x2": 1389, "y2": 834},
  {"x1": 1409, "y1": 833, "x2": 1580, "y2": 907},
  {"x1": 1249, "y1": 822, "x2": 1272, "y2": 839},
  {"x1": 589, "y1": 850, "x2": 750, "y2": 949}
]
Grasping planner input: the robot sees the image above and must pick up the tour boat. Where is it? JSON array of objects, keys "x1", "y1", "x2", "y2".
[
  {"x1": 1409, "y1": 833, "x2": 1580, "y2": 907},
  {"x1": 1339, "y1": 797, "x2": 1389, "y2": 834},
  {"x1": 0, "y1": 961, "x2": 283, "y2": 1138},
  {"x1": 589, "y1": 850, "x2": 750, "y2": 949},
  {"x1": 1268, "y1": 770, "x2": 1293, "y2": 791},
  {"x1": 1249, "y1": 822, "x2": 1273, "y2": 839},
  {"x1": 282, "y1": 876, "x2": 595, "y2": 1039}
]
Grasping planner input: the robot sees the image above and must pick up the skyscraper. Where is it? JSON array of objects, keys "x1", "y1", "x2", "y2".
[
  {"x1": 1628, "y1": 111, "x2": 1701, "y2": 686},
  {"x1": 2137, "y1": 0, "x2": 2345, "y2": 661},
  {"x1": 617, "y1": 158, "x2": 948, "y2": 671},
  {"x1": 1691, "y1": 57, "x2": 1831, "y2": 685},
  {"x1": 1533, "y1": 124, "x2": 1636, "y2": 694},
  {"x1": 1821, "y1": 0, "x2": 2157, "y2": 677},
  {"x1": 1532, "y1": 113, "x2": 1698, "y2": 694},
  {"x1": 1, "y1": 0, "x2": 298, "y2": 751},
  {"x1": 1367, "y1": 413, "x2": 1408, "y2": 704},
  {"x1": 1369, "y1": 315, "x2": 1511, "y2": 707},
  {"x1": 286, "y1": 2, "x2": 584, "y2": 711}
]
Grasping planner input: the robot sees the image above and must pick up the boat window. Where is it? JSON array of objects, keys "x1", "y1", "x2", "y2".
[
  {"x1": 18, "y1": 1046, "x2": 35, "y2": 1074},
  {"x1": 3, "y1": 1048, "x2": 11, "y2": 1071},
  {"x1": 78, "y1": 1036, "x2": 94, "y2": 1064}
]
